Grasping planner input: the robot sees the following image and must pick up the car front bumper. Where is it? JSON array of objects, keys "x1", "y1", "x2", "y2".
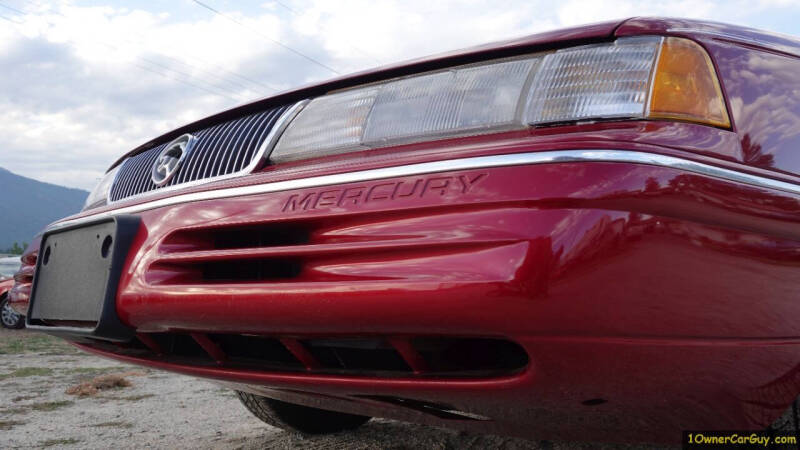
[{"x1": 15, "y1": 148, "x2": 800, "y2": 442}]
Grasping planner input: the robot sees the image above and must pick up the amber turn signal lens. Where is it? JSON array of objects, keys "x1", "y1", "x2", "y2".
[{"x1": 648, "y1": 37, "x2": 731, "y2": 128}]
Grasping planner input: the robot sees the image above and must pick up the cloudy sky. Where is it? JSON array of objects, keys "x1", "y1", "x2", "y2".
[{"x1": 0, "y1": 0, "x2": 799, "y2": 190}]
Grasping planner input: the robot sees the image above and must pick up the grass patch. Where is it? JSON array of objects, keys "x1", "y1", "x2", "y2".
[
  {"x1": 109, "y1": 393, "x2": 154, "y2": 402},
  {"x1": 40, "y1": 438, "x2": 80, "y2": 447},
  {"x1": 0, "y1": 420, "x2": 25, "y2": 430},
  {"x1": 90, "y1": 421, "x2": 133, "y2": 428},
  {"x1": 0, "y1": 367, "x2": 54, "y2": 380},
  {"x1": 62, "y1": 367, "x2": 119, "y2": 376},
  {"x1": 30, "y1": 400, "x2": 74, "y2": 411},
  {"x1": 0, "y1": 333, "x2": 66, "y2": 354}
]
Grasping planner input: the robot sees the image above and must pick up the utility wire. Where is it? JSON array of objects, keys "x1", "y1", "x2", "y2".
[
  {"x1": 0, "y1": 2, "x2": 25, "y2": 15},
  {"x1": 134, "y1": 54, "x2": 249, "y2": 100},
  {"x1": 271, "y1": 0, "x2": 383, "y2": 66},
  {"x1": 272, "y1": 0, "x2": 301, "y2": 16},
  {"x1": 191, "y1": 0, "x2": 342, "y2": 75},
  {"x1": 0, "y1": 12, "x2": 22, "y2": 24},
  {"x1": 130, "y1": 61, "x2": 241, "y2": 102},
  {"x1": 17, "y1": 0, "x2": 280, "y2": 95},
  {"x1": 0, "y1": 2, "x2": 243, "y2": 102}
]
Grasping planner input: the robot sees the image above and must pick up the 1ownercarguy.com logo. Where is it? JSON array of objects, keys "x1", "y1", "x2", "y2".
[{"x1": 683, "y1": 431, "x2": 798, "y2": 449}]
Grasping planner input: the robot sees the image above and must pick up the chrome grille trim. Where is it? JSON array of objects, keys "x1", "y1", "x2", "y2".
[
  {"x1": 108, "y1": 102, "x2": 302, "y2": 203},
  {"x1": 54, "y1": 149, "x2": 800, "y2": 233}
]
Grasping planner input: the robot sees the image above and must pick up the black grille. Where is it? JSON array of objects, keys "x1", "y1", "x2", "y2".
[{"x1": 109, "y1": 105, "x2": 290, "y2": 202}]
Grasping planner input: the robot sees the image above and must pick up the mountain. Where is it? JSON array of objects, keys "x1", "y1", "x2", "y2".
[{"x1": 0, "y1": 167, "x2": 88, "y2": 250}]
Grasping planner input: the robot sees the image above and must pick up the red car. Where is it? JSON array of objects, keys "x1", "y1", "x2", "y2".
[
  {"x1": 1, "y1": 257, "x2": 23, "y2": 329},
  {"x1": 10, "y1": 17, "x2": 800, "y2": 443}
]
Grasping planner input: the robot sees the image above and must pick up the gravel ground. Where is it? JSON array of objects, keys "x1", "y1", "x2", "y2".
[{"x1": 0, "y1": 329, "x2": 671, "y2": 449}]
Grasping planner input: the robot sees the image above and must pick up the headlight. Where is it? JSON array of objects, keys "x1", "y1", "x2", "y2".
[
  {"x1": 271, "y1": 36, "x2": 729, "y2": 163},
  {"x1": 271, "y1": 56, "x2": 541, "y2": 163},
  {"x1": 83, "y1": 165, "x2": 121, "y2": 211}
]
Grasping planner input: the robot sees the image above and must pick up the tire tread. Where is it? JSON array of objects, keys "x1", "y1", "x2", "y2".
[{"x1": 236, "y1": 391, "x2": 370, "y2": 435}]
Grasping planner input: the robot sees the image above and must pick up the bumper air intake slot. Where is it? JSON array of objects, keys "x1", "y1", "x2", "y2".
[{"x1": 82, "y1": 334, "x2": 529, "y2": 379}]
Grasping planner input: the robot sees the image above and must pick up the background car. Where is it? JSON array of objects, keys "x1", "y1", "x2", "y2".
[{"x1": 0, "y1": 256, "x2": 23, "y2": 329}]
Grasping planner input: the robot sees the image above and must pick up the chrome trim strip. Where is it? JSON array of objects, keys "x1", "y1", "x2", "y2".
[
  {"x1": 252, "y1": 99, "x2": 309, "y2": 168},
  {"x1": 53, "y1": 149, "x2": 800, "y2": 232},
  {"x1": 105, "y1": 101, "x2": 307, "y2": 206}
]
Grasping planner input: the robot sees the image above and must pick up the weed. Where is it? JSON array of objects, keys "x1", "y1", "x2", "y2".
[
  {"x1": 90, "y1": 421, "x2": 133, "y2": 428},
  {"x1": 62, "y1": 367, "x2": 119, "y2": 376},
  {"x1": 0, "y1": 367, "x2": 54, "y2": 380},
  {"x1": 107, "y1": 394, "x2": 154, "y2": 402},
  {"x1": 66, "y1": 373, "x2": 135, "y2": 397},
  {"x1": 0, "y1": 333, "x2": 72, "y2": 355},
  {"x1": 0, "y1": 420, "x2": 25, "y2": 430},
  {"x1": 40, "y1": 438, "x2": 80, "y2": 447},
  {"x1": 30, "y1": 400, "x2": 74, "y2": 411},
  {"x1": 1, "y1": 406, "x2": 29, "y2": 415}
]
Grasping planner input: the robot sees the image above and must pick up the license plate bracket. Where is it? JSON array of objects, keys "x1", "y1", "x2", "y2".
[{"x1": 27, "y1": 215, "x2": 140, "y2": 342}]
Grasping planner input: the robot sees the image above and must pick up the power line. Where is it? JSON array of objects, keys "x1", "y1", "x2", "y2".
[
  {"x1": 191, "y1": 0, "x2": 342, "y2": 75},
  {"x1": 133, "y1": 54, "x2": 250, "y2": 101},
  {"x1": 272, "y1": 0, "x2": 301, "y2": 16},
  {"x1": 0, "y1": 2, "x2": 23, "y2": 14},
  {"x1": 18, "y1": 0, "x2": 280, "y2": 95},
  {"x1": 130, "y1": 61, "x2": 241, "y2": 102},
  {"x1": 0, "y1": 12, "x2": 22, "y2": 24},
  {"x1": 1, "y1": 1, "x2": 251, "y2": 101},
  {"x1": 271, "y1": 0, "x2": 383, "y2": 66},
  {"x1": 0, "y1": 2, "x2": 244, "y2": 102}
]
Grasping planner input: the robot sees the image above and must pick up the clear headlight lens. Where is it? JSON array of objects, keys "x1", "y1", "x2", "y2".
[
  {"x1": 271, "y1": 88, "x2": 379, "y2": 163},
  {"x1": 363, "y1": 58, "x2": 539, "y2": 144},
  {"x1": 83, "y1": 165, "x2": 120, "y2": 211},
  {"x1": 524, "y1": 36, "x2": 660, "y2": 124},
  {"x1": 272, "y1": 56, "x2": 542, "y2": 163},
  {"x1": 270, "y1": 36, "x2": 730, "y2": 164}
]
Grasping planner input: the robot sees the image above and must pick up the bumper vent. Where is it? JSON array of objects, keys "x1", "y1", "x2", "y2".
[
  {"x1": 109, "y1": 105, "x2": 290, "y2": 202},
  {"x1": 86, "y1": 334, "x2": 529, "y2": 379}
]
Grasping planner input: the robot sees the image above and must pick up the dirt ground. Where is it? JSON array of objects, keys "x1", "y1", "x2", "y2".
[{"x1": 0, "y1": 329, "x2": 671, "y2": 449}]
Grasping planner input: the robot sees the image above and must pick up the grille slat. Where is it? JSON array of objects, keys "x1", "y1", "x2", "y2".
[
  {"x1": 211, "y1": 117, "x2": 248, "y2": 178},
  {"x1": 115, "y1": 157, "x2": 134, "y2": 199},
  {"x1": 198, "y1": 120, "x2": 237, "y2": 180},
  {"x1": 118, "y1": 150, "x2": 138, "y2": 199},
  {"x1": 175, "y1": 126, "x2": 216, "y2": 185},
  {"x1": 240, "y1": 108, "x2": 282, "y2": 171},
  {"x1": 224, "y1": 113, "x2": 261, "y2": 175},
  {"x1": 131, "y1": 145, "x2": 163, "y2": 199},
  {"x1": 211, "y1": 116, "x2": 247, "y2": 177},
  {"x1": 231, "y1": 113, "x2": 269, "y2": 173},
  {"x1": 138, "y1": 145, "x2": 164, "y2": 196},
  {"x1": 109, "y1": 106, "x2": 289, "y2": 203},
  {"x1": 121, "y1": 156, "x2": 138, "y2": 198}
]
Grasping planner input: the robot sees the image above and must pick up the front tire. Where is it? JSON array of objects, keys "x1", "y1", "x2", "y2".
[
  {"x1": 236, "y1": 391, "x2": 370, "y2": 435},
  {"x1": 0, "y1": 296, "x2": 24, "y2": 329}
]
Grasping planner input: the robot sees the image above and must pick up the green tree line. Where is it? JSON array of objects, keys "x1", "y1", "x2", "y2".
[{"x1": 2, "y1": 242, "x2": 28, "y2": 255}]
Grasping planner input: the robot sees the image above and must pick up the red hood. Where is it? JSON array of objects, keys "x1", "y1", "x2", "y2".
[
  {"x1": 616, "y1": 17, "x2": 800, "y2": 57},
  {"x1": 110, "y1": 18, "x2": 627, "y2": 168}
]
